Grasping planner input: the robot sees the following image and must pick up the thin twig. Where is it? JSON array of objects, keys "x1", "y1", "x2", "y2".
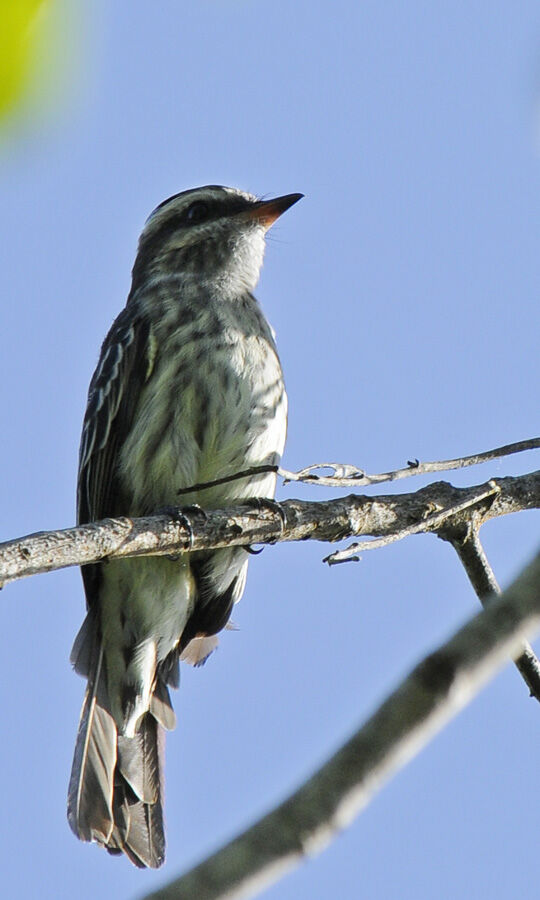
[
  {"x1": 280, "y1": 436, "x2": 540, "y2": 488},
  {"x1": 176, "y1": 465, "x2": 278, "y2": 496},
  {"x1": 140, "y1": 550, "x2": 540, "y2": 900},
  {"x1": 324, "y1": 482, "x2": 500, "y2": 565},
  {"x1": 444, "y1": 520, "x2": 540, "y2": 703}
]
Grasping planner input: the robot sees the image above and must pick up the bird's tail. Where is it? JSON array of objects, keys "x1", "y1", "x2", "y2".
[{"x1": 67, "y1": 616, "x2": 167, "y2": 868}]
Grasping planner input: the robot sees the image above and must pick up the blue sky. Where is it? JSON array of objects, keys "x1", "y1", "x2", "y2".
[{"x1": 1, "y1": 2, "x2": 540, "y2": 898}]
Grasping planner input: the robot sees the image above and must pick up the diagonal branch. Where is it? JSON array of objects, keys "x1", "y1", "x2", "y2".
[
  {"x1": 139, "y1": 550, "x2": 540, "y2": 900},
  {"x1": 1, "y1": 471, "x2": 539, "y2": 587},
  {"x1": 442, "y1": 519, "x2": 540, "y2": 702},
  {"x1": 280, "y1": 436, "x2": 540, "y2": 488}
]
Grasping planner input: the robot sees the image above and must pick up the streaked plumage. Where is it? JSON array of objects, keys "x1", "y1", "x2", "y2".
[{"x1": 68, "y1": 185, "x2": 302, "y2": 867}]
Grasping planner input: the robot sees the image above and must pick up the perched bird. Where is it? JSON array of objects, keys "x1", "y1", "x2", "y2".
[{"x1": 68, "y1": 186, "x2": 302, "y2": 868}]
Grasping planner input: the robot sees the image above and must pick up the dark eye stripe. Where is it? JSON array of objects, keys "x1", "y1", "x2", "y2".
[
  {"x1": 148, "y1": 185, "x2": 235, "y2": 220},
  {"x1": 138, "y1": 198, "x2": 253, "y2": 258},
  {"x1": 148, "y1": 195, "x2": 252, "y2": 229}
]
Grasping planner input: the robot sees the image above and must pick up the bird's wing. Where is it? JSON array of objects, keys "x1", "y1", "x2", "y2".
[
  {"x1": 77, "y1": 309, "x2": 153, "y2": 605},
  {"x1": 78, "y1": 309, "x2": 152, "y2": 525}
]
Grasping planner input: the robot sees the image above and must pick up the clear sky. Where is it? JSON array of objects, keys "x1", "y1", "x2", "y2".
[{"x1": 1, "y1": 2, "x2": 540, "y2": 898}]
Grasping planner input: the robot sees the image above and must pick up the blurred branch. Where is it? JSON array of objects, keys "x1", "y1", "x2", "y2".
[
  {"x1": 1, "y1": 470, "x2": 539, "y2": 588},
  {"x1": 280, "y1": 436, "x2": 540, "y2": 488},
  {"x1": 139, "y1": 550, "x2": 540, "y2": 900}
]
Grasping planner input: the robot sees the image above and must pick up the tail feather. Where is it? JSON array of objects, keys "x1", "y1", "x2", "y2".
[
  {"x1": 113, "y1": 718, "x2": 166, "y2": 868},
  {"x1": 117, "y1": 713, "x2": 162, "y2": 804},
  {"x1": 68, "y1": 626, "x2": 167, "y2": 868},
  {"x1": 109, "y1": 787, "x2": 165, "y2": 868},
  {"x1": 67, "y1": 647, "x2": 116, "y2": 844},
  {"x1": 70, "y1": 610, "x2": 96, "y2": 677}
]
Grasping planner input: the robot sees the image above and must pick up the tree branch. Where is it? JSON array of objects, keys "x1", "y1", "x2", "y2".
[
  {"x1": 323, "y1": 481, "x2": 500, "y2": 564},
  {"x1": 139, "y1": 549, "x2": 540, "y2": 900},
  {"x1": 280, "y1": 436, "x2": 540, "y2": 488},
  {"x1": 1, "y1": 471, "x2": 538, "y2": 587},
  {"x1": 442, "y1": 519, "x2": 540, "y2": 702}
]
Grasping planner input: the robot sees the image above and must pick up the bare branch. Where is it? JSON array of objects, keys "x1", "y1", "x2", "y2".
[
  {"x1": 442, "y1": 519, "x2": 540, "y2": 702},
  {"x1": 140, "y1": 550, "x2": 540, "y2": 900},
  {"x1": 1, "y1": 471, "x2": 538, "y2": 588},
  {"x1": 280, "y1": 436, "x2": 540, "y2": 488},
  {"x1": 324, "y1": 481, "x2": 500, "y2": 564}
]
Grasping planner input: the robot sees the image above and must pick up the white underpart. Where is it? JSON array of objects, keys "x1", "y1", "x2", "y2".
[{"x1": 221, "y1": 227, "x2": 267, "y2": 297}]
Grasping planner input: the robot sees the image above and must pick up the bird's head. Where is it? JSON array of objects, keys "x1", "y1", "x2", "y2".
[{"x1": 131, "y1": 185, "x2": 303, "y2": 299}]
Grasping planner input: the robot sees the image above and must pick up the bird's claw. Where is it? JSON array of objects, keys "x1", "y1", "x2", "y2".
[
  {"x1": 158, "y1": 504, "x2": 207, "y2": 550},
  {"x1": 244, "y1": 497, "x2": 287, "y2": 532},
  {"x1": 182, "y1": 503, "x2": 209, "y2": 522}
]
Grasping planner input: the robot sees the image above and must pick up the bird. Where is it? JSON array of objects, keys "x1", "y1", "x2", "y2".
[{"x1": 67, "y1": 185, "x2": 302, "y2": 868}]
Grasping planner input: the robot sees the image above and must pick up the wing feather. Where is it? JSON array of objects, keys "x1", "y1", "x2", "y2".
[
  {"x1": 77, "y1": 310, "x2": 152, "y2": 605},
  {"x1": 78, "y1": 312, "x2": 151, "y2": 527}
]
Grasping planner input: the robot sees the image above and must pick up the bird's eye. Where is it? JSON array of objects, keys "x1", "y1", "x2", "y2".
[{"x1": 185, "y1": 200, "x2": 210, "y2": 224}]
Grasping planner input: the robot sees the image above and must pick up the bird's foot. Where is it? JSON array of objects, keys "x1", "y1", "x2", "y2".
[
  {"x1": 242, "y1": 497, "x2": 287, "y2": 535},
  {"x1": 158, "y1": 504, "x2": 208, "y2": 551},
  {"x1": 182, "y1": 503, "x2": 209, "y2": 522}
]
